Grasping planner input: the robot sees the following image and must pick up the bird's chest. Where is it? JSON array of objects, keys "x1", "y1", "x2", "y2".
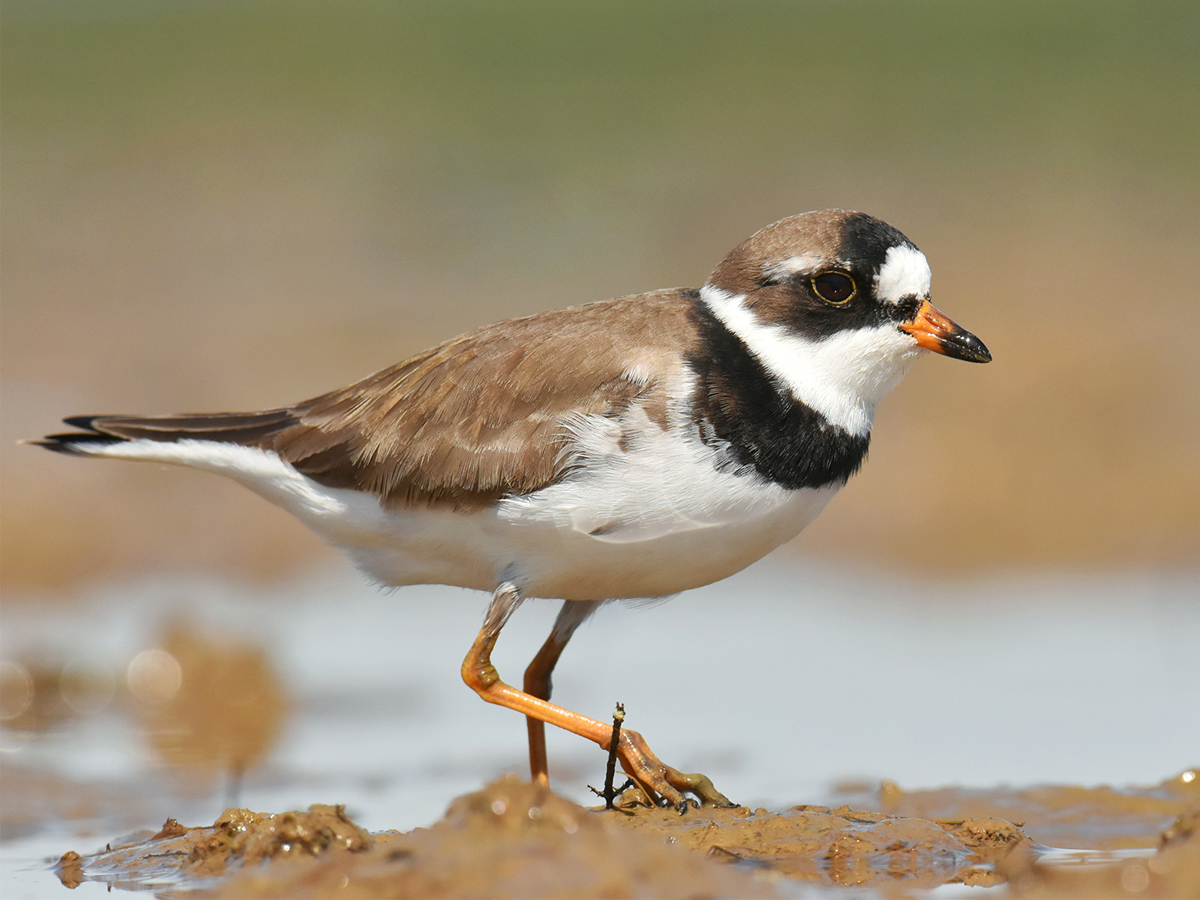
[{"x1": 492, "y1": 421, "x2": 842, "y2": 598}]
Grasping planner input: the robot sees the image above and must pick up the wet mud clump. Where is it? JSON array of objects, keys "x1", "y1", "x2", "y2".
[
  {"x1": 222, "y1": 777, "x2": 776, "y2": 899},
  {"x1": 56, "y1": 803, "x2": 373, "y2": 892},
  {"x1": 611, "y1": 792, "x2": 1027, "y2": 890}
]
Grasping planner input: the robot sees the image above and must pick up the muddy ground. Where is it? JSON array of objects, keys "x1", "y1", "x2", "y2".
[{"x1": 13, "y1": 768, "x2": 1200, "y2": 898}]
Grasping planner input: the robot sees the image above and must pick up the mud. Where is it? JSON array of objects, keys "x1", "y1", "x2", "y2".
[
  {"x1": 55, "y1": 780, "x2": 775, "y2": 899},
  {"x1": 610, "y1": 791, "x2": 1026, "y2": 889},
  {"x1": 997, "y1": 805, "x2": 1200, "y2": 899},
  {"x1": 43, "y1": 772, "x2": 1200, "y2": 898},
  {"x1": 873, "y1": 770, "x2": 1200, "y2": 850},
  {"x1": 56, "y1": 803, "x2": 373, "y2": 892}
]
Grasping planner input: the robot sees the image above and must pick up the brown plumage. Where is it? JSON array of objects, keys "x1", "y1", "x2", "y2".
[{"x1": 53, "y1": 289, "x2": 699, "y2": 510}]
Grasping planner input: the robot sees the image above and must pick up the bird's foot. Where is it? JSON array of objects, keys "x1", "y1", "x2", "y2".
[{"x1": 613, "y1": 727, "x2": 735, "y2": 811}]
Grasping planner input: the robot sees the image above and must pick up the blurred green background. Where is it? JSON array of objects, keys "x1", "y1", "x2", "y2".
[{"x1": 3, "y1": 0, "x2": 1198, "y2": 592}]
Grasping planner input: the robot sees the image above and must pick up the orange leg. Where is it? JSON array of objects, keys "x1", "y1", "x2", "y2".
[
  {"x1": 461, "y1": 584, "x2": 733, "y2": 810},
  {"x1": 523, "y1": 599, "x2": 603, "y2": 787}
]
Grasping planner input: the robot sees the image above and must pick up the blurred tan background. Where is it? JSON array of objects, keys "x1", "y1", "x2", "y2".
[{"x1": 2, "y1": 1, "x2": 1197, "y2": 594}]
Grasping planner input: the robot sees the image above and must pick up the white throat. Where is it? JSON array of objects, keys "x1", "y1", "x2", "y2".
[{"x1": 699, "y1": 284, "x2": 922, "y2": 437}]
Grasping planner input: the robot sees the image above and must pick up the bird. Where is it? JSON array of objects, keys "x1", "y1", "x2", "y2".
[{"x1": 36, "y1": 209, "x2": 991, "y2": 810}]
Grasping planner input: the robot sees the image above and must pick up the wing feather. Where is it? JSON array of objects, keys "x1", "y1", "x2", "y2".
[{"x1": 275, "y1": 289, "x2": 697, "y2": 508}]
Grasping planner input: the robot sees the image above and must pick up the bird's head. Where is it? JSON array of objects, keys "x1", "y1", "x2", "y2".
[{"x1": 701, "y1": 209, "x2": 990, "y2": 435}]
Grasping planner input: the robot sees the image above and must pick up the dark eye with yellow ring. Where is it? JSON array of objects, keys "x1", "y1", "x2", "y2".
[{"x1": 811, "y1": 271, "x2": 856, "y2": 305}]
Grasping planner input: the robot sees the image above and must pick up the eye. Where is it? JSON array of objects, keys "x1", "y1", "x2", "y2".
[{"x1": 811, "y1": 271, "x2": 856, "y2": 306}]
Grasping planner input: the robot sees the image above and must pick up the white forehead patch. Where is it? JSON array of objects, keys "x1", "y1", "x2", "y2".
[
  {"x1": 764, "y1": 253, "x2": 825, "y2": 282},
  {"x1": 874, "y1": 245, "x2": 931, "y2": 305}
]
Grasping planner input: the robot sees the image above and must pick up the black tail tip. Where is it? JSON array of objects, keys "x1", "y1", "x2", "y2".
[
  {"x1": 28, "y1": 438, "x2": 90, "y2": 456},
  {"x1": 61, "y1": 415, "x2": 103, "y2": 432},
  {"x1": 29, "y1": 417, "x2": 123, "y2": 455}
]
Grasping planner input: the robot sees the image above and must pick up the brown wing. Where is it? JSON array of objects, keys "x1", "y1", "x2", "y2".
[
  {"x1": 269, "y1": 289, "x2": 698, "y2": 509},
  {"x1": 41, "y1": 291, "x2": 699, "y2": 508}
]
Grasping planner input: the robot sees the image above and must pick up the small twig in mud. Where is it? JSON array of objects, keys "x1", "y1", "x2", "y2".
[
  {"x1": 587, "y1": 702, "x2": 631, "y2": 809},
  {"x1": 604, "y1": 702, "x2": 624, "y2": 802},
  {"x1": 589, "y1": 777, "x2": 635, "y2": 807}
]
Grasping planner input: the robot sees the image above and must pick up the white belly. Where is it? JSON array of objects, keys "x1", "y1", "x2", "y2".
[
  {"x1": 89, "y1": 423, "x2": 842, "y2": 601},
  {"x1": 332, "y1": 481, "x2": 837, "y2": 600},
  {"x1": 290, "y1": 408, "x2": 842, "y2": 600}
]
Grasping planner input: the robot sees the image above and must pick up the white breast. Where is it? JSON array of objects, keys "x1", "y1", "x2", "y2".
[{"x1": 487, "y1": 404, "x2": 840, "y2": 599}]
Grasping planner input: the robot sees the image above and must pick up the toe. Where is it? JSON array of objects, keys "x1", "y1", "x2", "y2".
[
  {"x1": 665, "y1": 769, "x2": 735, "y2": 808},
  {"x1": 614, "y1": 728, "x2": 731, "y2": 810}
]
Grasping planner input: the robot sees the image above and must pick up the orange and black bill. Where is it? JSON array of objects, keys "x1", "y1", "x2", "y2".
[{"x1": 900, "y1": 300, "x2": 992, "y2": 364}]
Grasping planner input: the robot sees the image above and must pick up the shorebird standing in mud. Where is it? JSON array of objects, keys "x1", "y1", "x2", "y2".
[{"x1": 37, "y1": 209, "x2": 991, "y2": 809}]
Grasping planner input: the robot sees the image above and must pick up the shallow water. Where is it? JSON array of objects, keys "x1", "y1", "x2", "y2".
[{"x1": 2, "y1": 557, "x2": 1198, "y2": 896}]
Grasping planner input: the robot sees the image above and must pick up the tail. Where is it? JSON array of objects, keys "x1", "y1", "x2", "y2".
[
  {"x1": 33, "y1": 410, "x2": 371, "y2": 536},
  {"x1": 34, "y1": 411, "x2": 297, "y2": 458}
]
